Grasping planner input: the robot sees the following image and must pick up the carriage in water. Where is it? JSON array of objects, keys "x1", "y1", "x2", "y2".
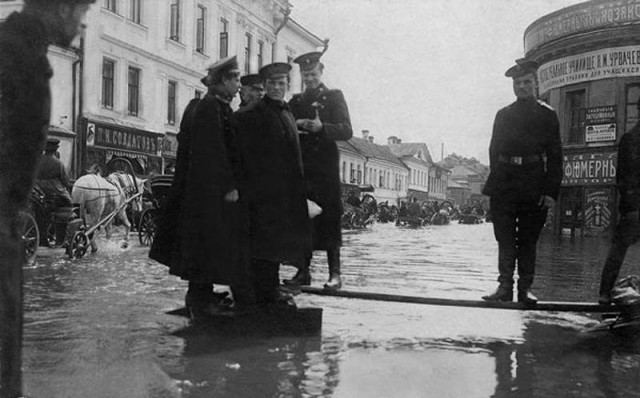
[
  {"x1": 137, "y1": 174, "x2": 173, "y2": 246},
  {"x1": 21, "y1": 158, "x2": 145, "y2": 262}
]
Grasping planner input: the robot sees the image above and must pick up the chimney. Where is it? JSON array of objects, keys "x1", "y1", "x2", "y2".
[
  {"x1": 368, "y1": 136, "x2": 374, "y2": 143},
  {"x1": 387, "y1": 136, "x2": 401, "y2": 145},
  {"x1": 362, "y1": 130, "x2": 370, "y2": 139}
]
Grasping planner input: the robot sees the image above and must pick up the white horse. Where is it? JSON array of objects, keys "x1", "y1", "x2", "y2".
[{"x1": 71, "y1": 172, "x2": 145, "y2": 252}]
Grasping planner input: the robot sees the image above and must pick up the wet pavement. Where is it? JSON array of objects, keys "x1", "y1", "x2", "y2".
[{"x1": 20, "y1": 222, "x2": 640, "y2": 397}]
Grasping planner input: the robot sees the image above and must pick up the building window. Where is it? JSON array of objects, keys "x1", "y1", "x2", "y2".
[
  {"x1": 130, "y1": 0, "x2": 141, "y2": 23},
  {"x1": 169, "y1": 0, "x2": 180, "y2": 41},
  {"x1": 357, "y1": 165, "x2": 362, "y2": 184},
  {"x1": 566, "y1": 89, "x2": 586, "y2": 145},
  {"x1": 349, "y1": 163, "x2": 355, "y2": 183},
  {"x1": 244, "y1": 33, "x2": 252, "y2": 73},
  {"x1": 342, "y1": 161, "x2": 346, "y2": 182},
  {"x1": 625, "y1": 84, "x2": 640, "y2": 132},
  {"x1": 127, "y1": 67, "x2": 140, "y2": 116},
  {"x1": 101, "y1": 59, "x2": 115, "y2": 109},
  {"x1": 104, "y1": 0, "x2": 116, "y2": 13},
  {"x1": 219, "y1": 18, "x2": 228, "y2": 59},
  {"x1": 196, "y1": 5, "x2": 205, "y2": 53},
  {"x1": 167, "y1": 80, "x2": 177, "y2": 125},
  {"x1": 257, "y1": 40, "x2": 264, "y2": 69},
  {"x1": 195, "y1": 90, "x2": 203, "y2": 99}
]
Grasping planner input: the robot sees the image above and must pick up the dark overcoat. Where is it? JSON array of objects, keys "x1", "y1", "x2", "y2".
[
  {"x1": 36, "y1": 154, "x2": 72, "y2": 206},
  {"x1": 235, "y1": 96, "x2": 311, "y2": 266},
  {"x1": 616, "y1": 123, "x2": 640, "y2": 214},
  {"x1": 0, "y1": 12, "x2": 52, "y2": 222},
  {"x1": 289, "y1": 84, "x2": 352, "y2": 250},
  {"x1": 482, "y1": 98, "x2": 563, "y2": 204},
  {"x1": 150, "y1": 94, "x2": 249, "y2": 284}
]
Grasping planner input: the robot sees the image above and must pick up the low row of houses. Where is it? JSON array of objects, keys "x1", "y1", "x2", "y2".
[{"x1": 336, "y1": 131, "x2": 487, "y2": 206}]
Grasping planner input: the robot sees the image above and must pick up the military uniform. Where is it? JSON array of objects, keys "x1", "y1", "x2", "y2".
[
  {"x1": 598, "y1": 119, "x2": 640, "y2": 303},
  {"x1": 290, "y1": 83, "x2": 352, "y2": 249},
  {"x1": 285, "y1": 51, "x2": 352, "y2": 290},
  {"x1": 482, "y1": 59, "x2": 562, "y2": 303},
  {"x1": 150, "y1": 56, "x2": 251, "y2": 312},
  {"x1": 235, "y1": 62, "x2": 311, "y2": 304}
]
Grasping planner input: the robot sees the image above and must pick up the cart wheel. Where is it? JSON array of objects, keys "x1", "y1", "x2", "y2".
[
  {"x1": 67, "y1": 230, "x2": 89, "y2": 259},
  {"x1": 138, "y1": 209, "x2": 156, "y2": 246},
  {"x1": 20, "y1": 212, "x2": 39, "y2": 265}
]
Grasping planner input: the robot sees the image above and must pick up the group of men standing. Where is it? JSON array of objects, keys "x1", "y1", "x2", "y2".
[{"x1": 149, "y1": 52, "x2": 352, "y2": 317}]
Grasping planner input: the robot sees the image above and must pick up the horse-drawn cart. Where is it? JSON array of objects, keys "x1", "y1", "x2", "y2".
[
  {"x1": 138, "y1": 174, "x2": 173, "y2": 246},
  {"x1": 67, "y1": 158, "x2": 144, "y2": 259}
]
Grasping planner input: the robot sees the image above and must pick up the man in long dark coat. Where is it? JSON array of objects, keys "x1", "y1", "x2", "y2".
[
  {"x1": 0, "y1": 0, "x2": 94, "y2": 394},
  {"x1": 598, "y1": 99, "x2": 640, "y2": 304},
  {"x1": 285, "y1": 51, "x2": 353, "y2": 290},
  {"x1": 481, "y1": 59, "x2": 562, "y2": 305},
  {"x1": 149, "y1": 56, "x2": 251, "y2": 316},
  {"x1": 235, "y1": 62, "x2": 311, "y2": 306}
]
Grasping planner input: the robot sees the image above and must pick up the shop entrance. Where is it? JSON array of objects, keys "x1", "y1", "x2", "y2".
[{"x1": 559, "y1": 187, "x2": 583, "y2": 237}]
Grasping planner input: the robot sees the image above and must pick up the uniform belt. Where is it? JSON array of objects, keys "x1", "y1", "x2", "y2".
[{"x1": 498, "y1": 154, "x2": 542, "y2": 165}]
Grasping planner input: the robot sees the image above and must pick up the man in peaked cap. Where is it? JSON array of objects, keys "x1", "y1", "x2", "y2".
[
  {"x1": 284, "y1": 50, "x2": 353, "y2": 290},
  {"x1": 151, "y1": 55, "x2": 254, "y2": 317},
  {"x1": 481, "y1": 58, "x2": 562, "y2": 305},
  {"x1": 238, "y1": 74, "x2": 264, "y2": 109},
  {"x1": 235, "y1": 62, "x2": 311, "y2": 307},
  {"x1": 0, "y1": 0, "x2": 95, "y2": 393}
]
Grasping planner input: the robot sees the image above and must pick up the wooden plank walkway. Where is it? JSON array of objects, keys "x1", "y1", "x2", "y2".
[{"x1": 300, "y1": 286, "x2": 623, "y2": 313}]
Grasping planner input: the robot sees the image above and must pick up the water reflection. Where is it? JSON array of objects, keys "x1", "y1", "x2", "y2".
[{"x1": 18, "y1": 224, "x2": 640, "y2": 397}]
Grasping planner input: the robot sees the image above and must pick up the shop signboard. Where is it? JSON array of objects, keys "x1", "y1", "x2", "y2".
[
  {"x1": 585, "y1": 105, "x2": 617, "y2": 142},
  {"x1": 562, "y1": 148, "x2": 617, "y2": 186},
  {"x1": 524, "y1": 0, "x2": 640, "y2": 53},
  {"x1": 538, "y1": 45, "x2": 640, "y2": 93},
  {"x1": 83, "y1": 119, "x2": 163, "y2": 175},
  {"x1": 584, "y1": 188, "x2": 612, "y2": 231}
]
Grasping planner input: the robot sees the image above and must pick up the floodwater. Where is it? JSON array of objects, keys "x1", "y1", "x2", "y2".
[{"x1": 20, "y1": 222, "x2": 640, "y2": 398}]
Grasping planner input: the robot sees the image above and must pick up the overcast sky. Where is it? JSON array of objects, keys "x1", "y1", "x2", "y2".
[{"x1": 289, "y1": 0, "x2": 586, "y2": 163}]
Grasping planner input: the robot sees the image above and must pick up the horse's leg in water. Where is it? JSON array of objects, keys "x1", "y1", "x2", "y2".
[{"x1": 117, "y1": 207, "x2": 131, "y2": 246}]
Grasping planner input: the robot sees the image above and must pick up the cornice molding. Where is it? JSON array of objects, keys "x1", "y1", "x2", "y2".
[{"x1": 100, "y1": 33, "x2": 203, "y2": 80}]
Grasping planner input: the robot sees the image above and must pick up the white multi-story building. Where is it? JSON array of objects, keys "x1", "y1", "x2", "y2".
[
  {"x1": 387, "y1": 136, "x2": 432, "y2": 201},
  {"x1": 339, "y1": 131, "x2": 409, "y2": 204},
  {"x1": 0, "y1": 0, "x2": 323, "y2": 176}
]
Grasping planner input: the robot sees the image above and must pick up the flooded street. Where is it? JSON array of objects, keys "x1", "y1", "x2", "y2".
[{"x1": 21, "y1": 222, "x2": 640, "y2": 398}]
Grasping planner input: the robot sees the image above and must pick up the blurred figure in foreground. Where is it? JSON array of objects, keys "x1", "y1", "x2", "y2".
[
  {"x1": 598, "y1": 98, "x2": 640, "y2": 305},
  {"x1": 0, "y1": 0, "x2": 95, "y2": 394}
]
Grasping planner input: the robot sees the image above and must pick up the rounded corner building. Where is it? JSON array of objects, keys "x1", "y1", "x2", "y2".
[{"x1": 525, "y1": 0, "x2": 640, "y2": 237}]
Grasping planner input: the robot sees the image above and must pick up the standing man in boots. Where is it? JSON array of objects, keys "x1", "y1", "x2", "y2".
[
  {"x1": 597, "y1": 98, "x2": 640, "y2": 305},
  {"x1": 285, "y1": 51, "x2": 353, "y2": 290},
  {"x1": 0, "y1": 0, "x2": 95, "y2": 394},
  {"x1": 150, "y1": 56, "x2": 252, "y2": 317},
  {"x1": 235, "y1": 62, "x2": 311, "y2": 306},
  {"x1": 481, "y1": 59, "x2": 562, "y2": 304}
]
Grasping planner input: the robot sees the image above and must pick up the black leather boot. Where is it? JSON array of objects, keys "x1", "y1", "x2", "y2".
[
  {"x1": 283, "y1": 265, "x2": 311, "y2": 286},
  {"x1": 324, "y1": 247, "x2": 342, "y2": 290},
  {"x1": 517, "y1": 289, "x2": 538, "y2": 305},
  {"x1": 482, "y1": 285, "x2": 513, "y2": 302}
]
